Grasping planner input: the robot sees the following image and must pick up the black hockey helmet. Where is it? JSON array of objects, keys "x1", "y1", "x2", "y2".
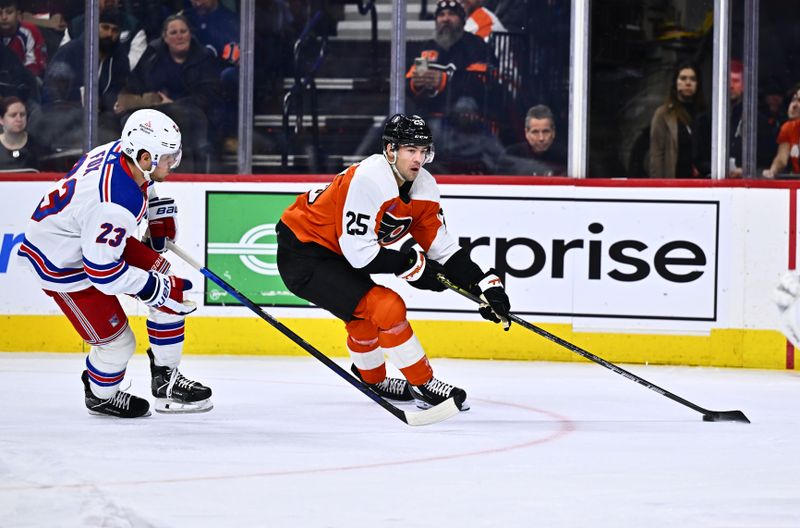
[{"x1": 382, "y1": 114, "x2": 433, "y2": 148}]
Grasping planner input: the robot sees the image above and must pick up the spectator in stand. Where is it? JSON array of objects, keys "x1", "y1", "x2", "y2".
[
  {"x1": 482, "y1": 0, "x2": 527, "y2": 32},
  {"x1": 20, "y1": 0, "x2": 67, "y2": 59},
  {"x1": 788, "y1": 85, "x2": 800, "y2": 121},
  {"x1": 406, "y1": 0, "x2": 497, "y2": 172},
  {"x1": 0, "y1": 95, "x2": 44, "y2": 170},
  {"x1": 763, "y1": 84, "x2": 800, "y2": 178},
  {"x1": 62, "y1": 0, "x2": 147, "y2": 70},
  {"x1": 44, "y1": 8, "x2": 129, "y2": 143},
  {"x1": 500, "y1": 104, "x2": 566, "y2": 176},
  {"x1": 0, "y1": 0, "x2": 46, "y2": 79},
  {"x1": 114, "y1": 14, "x2": 222, "y2": 172},
  {"x1": 121, "y1": 0, "x2": 169, "y2": 42},
  {"x1": 461, "y1": 0, "x2": 505, "y2": 42},
  {"x1": 0, "y1": 37, "x2": 38, "y2": 101},
  {"x1": 694, "y1": 59, "x2": 775, "y2": 178},
  {"x1": 761, "y1": 78, "x2": 788, "y2": 135},
  {"x1": 181, "y1": 0, "x2": 238, "y2": 149},
  {"x1": 181, "y1": 0, "x2": 238, "y2": 59},
  {"x1": 649, "y1": 63, "x2": 706, "y2": 178}
]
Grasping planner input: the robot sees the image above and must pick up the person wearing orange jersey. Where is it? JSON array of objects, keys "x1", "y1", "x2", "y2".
[
  {"x1": 276, "y1": 114, "x2": 511, "y2": 411},
  {"x1": 461, "y1": 0, "x2": 506, "y2": 42}
]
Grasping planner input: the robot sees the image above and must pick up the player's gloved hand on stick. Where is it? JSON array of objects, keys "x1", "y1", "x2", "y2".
[
  {"x1": 397, "y1": 247, "x2": 447, "y2": 292},
  {"x1": 477, "y1": 270, "x2": 511, "y2": 330},
  {"x1": 773, "y1": 270, "x2": 800, "y2": 347},
  {"x1": 136, "y1": 271, "x2": 197, "y2": 315},
  {"x1": 145, "y1": 197, "x2": 178, "y2": 253}
]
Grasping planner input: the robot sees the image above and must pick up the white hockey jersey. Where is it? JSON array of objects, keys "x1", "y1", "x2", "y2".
[{"x1": 17, "y1": 140, "x2": 151, "y2": 295}]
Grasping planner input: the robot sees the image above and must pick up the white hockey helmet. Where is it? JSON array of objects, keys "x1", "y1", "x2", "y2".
[{"x1": 120, "y1": 109, "x2": 182, "y2": 180}]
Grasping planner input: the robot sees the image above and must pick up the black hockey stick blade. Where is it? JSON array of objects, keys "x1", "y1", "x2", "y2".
[
  {"x1": 438, "y1": 274, "x2": 751, "y2": 424},
  {"x1": 702, "y1": 410, "x2": 751, "y2": 423},
  {"x1": 167, "y1": 242, "x2": 460, "y2": 426}
]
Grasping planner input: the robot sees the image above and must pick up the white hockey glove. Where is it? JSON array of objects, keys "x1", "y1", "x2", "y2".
[
  {"x1": 146, "y1": 197, "x2": 178, "y2": 253},
  {"x1": 136, "y1": 271, "x2": 197, "y2": 315},
  {"x1": 477, "y1": 270, "x2": 511, "y2": 331},
  {"x1": 773, "y1": 270, "x2": 800, "y2": 347},
  {"x1": 397, "y1": 248, "x2": 447, "y2": 292}
]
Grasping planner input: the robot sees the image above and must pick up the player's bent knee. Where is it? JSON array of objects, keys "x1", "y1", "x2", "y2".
[
  {"x1": 93, "y1": 325, "x2": 136, "y2": 365},
  {"x1": 365, "y1": 286, "x2": 407, "y2": 330},
  {"x1": 345, "y1": 318, "x2": 378, "y2": 341}
]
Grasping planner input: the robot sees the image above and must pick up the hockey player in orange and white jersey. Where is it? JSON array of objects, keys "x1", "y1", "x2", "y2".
[
  {"x1": 276, "y1": 114, "x2": 511, "y2": 411},
  {"x1": 17, "y1": 109, "x2": 212, "y2": 418}
]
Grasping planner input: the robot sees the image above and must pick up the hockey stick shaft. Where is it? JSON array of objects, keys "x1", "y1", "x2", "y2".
[
  {"x1": 167, "y1": 242, "x2": 459, "y2": 426},
  {"x1": 438, "y1": 275, "x2": 749, "y2": 423}
]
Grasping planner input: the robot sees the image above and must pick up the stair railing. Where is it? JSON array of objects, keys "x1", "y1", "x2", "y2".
[{"x1": 282, "y1": 9, "x2": 328, "y2": 171}]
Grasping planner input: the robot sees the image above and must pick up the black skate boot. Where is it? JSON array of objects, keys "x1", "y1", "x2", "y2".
[
  {"x1": 410, "y1": 376, "x2": 469, "y2": 411},
  {"x1": 82, "y1": 370, "x2": 151, "y2": 418},
  {"x1": 147, "y1": 349, "x2": 213, "y2": 413},
  {"x1": 350, "y1": 364, "x2": 414, "y2": 402}
]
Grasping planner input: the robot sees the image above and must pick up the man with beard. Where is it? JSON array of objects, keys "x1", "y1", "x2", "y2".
[
  {"x1": 61, "y1": 0, "x2": 147, "y2": 70},
  {"x1": 406, "y1": 0, "x2": 498, "y2": 172},
  {"x1": 43, "y1": 8, "x2": 130, "y2": 141}
]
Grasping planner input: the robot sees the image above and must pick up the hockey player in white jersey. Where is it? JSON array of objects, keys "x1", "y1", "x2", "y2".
[
  {"x1": 774, "y1": 270, "x2": 800, "y2": 349},
  {"x1": 17, "y1": 109, "x2": 212, "y2": 418}
]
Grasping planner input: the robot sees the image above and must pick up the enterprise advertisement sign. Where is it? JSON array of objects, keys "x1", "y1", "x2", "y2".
[{"x1": 410, "y1": 195, "x2": 720, "y2": 321}]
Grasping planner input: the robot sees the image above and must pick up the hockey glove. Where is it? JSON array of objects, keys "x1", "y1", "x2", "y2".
[
  {"x1": 145, "y1": 197, "x2": 178, "y2": 253},
  {"x1": 136, "y1": 271, "x2": 197, "y2": 315},
  {"x1": 397, "y1": 248, "x2": 447, "y2": 292},
  {"x1": 773, "y1": 270, "x2": 800, "y2": 347},
  {"x1": 477, "y1": 270, "x2": 511, "y2": 330}
]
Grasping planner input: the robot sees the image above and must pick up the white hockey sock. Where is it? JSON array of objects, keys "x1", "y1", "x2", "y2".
[{"x1": 86, "y1": 325, "x2": 135, "y2": 399}]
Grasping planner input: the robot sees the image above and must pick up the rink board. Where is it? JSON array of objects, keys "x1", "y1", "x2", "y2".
[{"x1": 0, "y1": 174, "x2": 797, "y2": 369}]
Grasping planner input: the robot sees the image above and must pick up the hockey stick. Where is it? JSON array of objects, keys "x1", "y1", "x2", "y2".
[
  {"x1": 437, "y1": 274, "x2": 750, "y2": 423},
  {"x1": 166, "y1": 242, "x2": 460, "y2": 426}
]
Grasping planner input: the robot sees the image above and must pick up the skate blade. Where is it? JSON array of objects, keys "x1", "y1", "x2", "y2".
[
  {"x1": 414, "y1": 398, "x2": 470, "y2": 412},
  {"x1": 87, "y1": 409, "x2": 152, "y2": 418},
  {"x1": 154, "y1": 398, "x2": 213, "y2": 414}
]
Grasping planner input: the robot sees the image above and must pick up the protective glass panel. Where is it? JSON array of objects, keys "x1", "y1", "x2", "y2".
[
  {"x1": 742, "y1": 0, "x2": 800, "y2": 179},
  {"x1": 405, "y1": 0, "x2": 571, "y2": 176},
  {"x1": 9, "y1": 0, "x2": 85, "y2": 173},
  {"x1": 590, "y1": 0, "x2": 713, "y2": 178},
  {"x1": 250, "y1": 1, "x2": 383, "y2": 174}
]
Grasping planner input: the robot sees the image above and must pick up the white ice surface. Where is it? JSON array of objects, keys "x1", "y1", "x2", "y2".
[{"x1": 0, "y1": 353, "x2": 798, "y2": 528}]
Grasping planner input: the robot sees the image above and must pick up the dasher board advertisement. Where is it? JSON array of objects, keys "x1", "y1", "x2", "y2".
[{"x1": 203, "y1": 190, "x2": 720, "y2": 322}]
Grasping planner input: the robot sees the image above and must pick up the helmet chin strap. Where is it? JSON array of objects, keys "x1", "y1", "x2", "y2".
[
  {"x1": 383, "y1": 144, "x2": 409, "y2": 182},
  {"x1": 131, "y1": 155, "x2": 156, "y2": 182}
]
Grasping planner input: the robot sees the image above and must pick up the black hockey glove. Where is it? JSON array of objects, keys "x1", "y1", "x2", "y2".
[
  {"x1": 397, "y1": 248, "x2": 447, "y2": 292},
  {"x1": 476, "y1": 270, "x2": 511, "y2": 330}
]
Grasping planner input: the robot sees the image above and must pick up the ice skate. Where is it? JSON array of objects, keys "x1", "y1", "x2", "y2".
[
  {"x1": 147, "y1": 349, "x2": 213, "y2": 413},
  {"x1": 82, "y1": 370, "x2": 151, "y2": 418},
  {"x1": 350, "y1": 364, "x2": 414, "y2": 402},
  {"x1": 410, "y1": 376, "x2": 469, "y2": 411}
]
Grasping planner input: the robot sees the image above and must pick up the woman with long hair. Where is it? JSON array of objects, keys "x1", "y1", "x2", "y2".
[{"x1": 649, "y1": 63, "x2": 706, "y2": 178}]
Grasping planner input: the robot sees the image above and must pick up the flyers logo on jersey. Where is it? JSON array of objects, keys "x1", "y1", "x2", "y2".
[{"x1": 377, "y1": 212, "x2": 412, "y2": 245}]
